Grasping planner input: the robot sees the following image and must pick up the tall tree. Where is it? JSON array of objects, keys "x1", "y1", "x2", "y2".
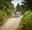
[
  {"x1": 0, "y1": 0, "x2": 14, "y2": 10},
  {"x1": 0, "y1": 0, "x2": 14, "y2": 16},
  {"x1": 22, "y1": 0, "x2": 32, "y2": 9},
  {"x1": 16, "y1": 4, "x2": 21, "y2": 12}
]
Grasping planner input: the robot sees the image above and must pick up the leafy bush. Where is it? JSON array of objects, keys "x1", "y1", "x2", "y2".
[
  {"x1": 21, "y1": 11, "x2": 32, "y2": 30},
  {"x1": 6, "y1": 9, "x2": 12, "y2": 17},
  {"x1": 0, "y1": 10, "x2": 7, "y2": 26},
  {"x1": 17, "y1": 11, "x2": 32, "y2": 30}
]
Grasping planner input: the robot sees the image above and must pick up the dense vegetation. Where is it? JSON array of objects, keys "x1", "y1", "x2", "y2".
[
  {"x1": 17, "y1": 11, "x2": 32, "y2": 30},
  {"x1": 0, "y1": 10, "x2": 7, "y2": 26},
  {"x1": 0, "y1": 0, "x2": 14, "y2": 26},
  {"x1": 16, "y1": 0, "x2": 32, "y2": 30},
  {"x1": 16, "y1": 0, "x2": 32, "y2": 14},
  {"x1": 22, "y1": 0, "x2": 32, "y2": 9}
]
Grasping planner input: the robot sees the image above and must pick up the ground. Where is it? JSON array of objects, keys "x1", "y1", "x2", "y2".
[{"x1": 0, "y1": 16, "x2": 23, "y2": 30}]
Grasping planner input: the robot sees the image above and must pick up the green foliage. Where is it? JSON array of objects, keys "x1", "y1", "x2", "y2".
[
  {"x1": 16, "y1": 4, "x2": 22, "y2": 12},
  {"x1": 0, "y1": 10, "x2": 7, "y2": 26},
  {"x1": 22, "y1": 0, "x2": 32, "y2": 9},
  {"x1": 0, "y1": 0, "x2": 14, "y2": 16},
  {"x1": 16, "y1": 2, "x2": 32, "y2": 15},
  {"x1": 21, "y1": 8, "x2": 30, "y2": 14},
  {"x1": 0, "y1": 0, "x2": 10, "y2": 9},
  {"x1": 0, "y1": 0, "x2": 14, "y2": 26},
  {"x1": 0, "y1": 0, "x2": 14, "y2": 10},
  {"x1": 17, "y1": 11, "x2": 32, "y2": 30},
  {"x1": 6, "y1": 9, "x2": 12, "y2": 17}
]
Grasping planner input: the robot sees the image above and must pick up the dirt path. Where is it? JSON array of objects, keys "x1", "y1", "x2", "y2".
[{"x1": 0, "y1": 16, "x2": 23, "y2": 30}]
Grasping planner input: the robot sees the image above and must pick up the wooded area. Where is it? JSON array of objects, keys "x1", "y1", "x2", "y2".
[
  {"x1": 0, "y1": 0, "x2": 15, "y2": 26},
  {"x1": 0, "y1": 0, "x2": 32, "y2": 30},
  {"x1": 17, "y1": 0, "x2": 32, "y2": 30}
]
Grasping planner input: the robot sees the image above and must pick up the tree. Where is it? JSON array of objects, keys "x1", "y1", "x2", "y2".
[
  {"x1": 0, "y1": 0, "x2": 14, "y2": 26},
  {"x1": 0, "y1": 0, "x2": 14, "y2": 16},
  {"x1": 17, "y1": 0, "x2": 32, "y2": 14},
  {"x1": 22, "y1": 0, "x2": 32, "y2": 9},
  {"x1": 0, "y1": 0, "x2": 14, "y2": 10},
  {"x1": 16, "y1": 4, "x2": 21, "y2": 12}
]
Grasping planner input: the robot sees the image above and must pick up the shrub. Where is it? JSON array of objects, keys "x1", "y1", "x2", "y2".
[
  {"x1": 17, "y1": 11, "x2": 32, "y2": 30},
  {"x1": 0, "y1": 10, "x2": 7, "y2": 26},
  {"x1": 6, "y1": 9, "x2": 12, "y2": 17},
  {"x1": 22, "y1": 11, "x2": 32, "y2": 30}
]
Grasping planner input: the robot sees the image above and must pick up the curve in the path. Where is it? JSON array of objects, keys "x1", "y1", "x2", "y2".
[{"x1": 0, "y1": 16, "x2": 23, "y2": 30}]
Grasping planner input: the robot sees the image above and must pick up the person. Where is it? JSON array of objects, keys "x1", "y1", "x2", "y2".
[{"x1": 15, "y1": 11, "x2": 20, "y2": 17}]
